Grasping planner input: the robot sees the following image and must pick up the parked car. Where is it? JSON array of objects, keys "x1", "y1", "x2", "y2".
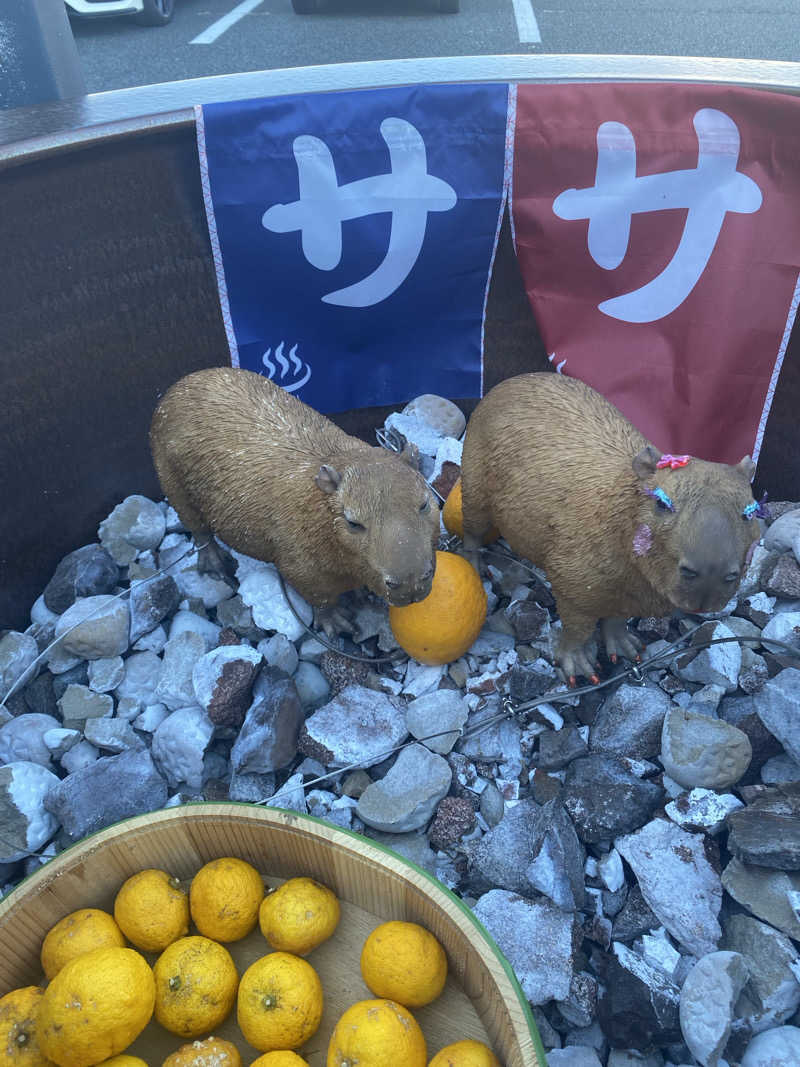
[{"x1": 65, "y1": 0, "x2": 175, "y2": 26}]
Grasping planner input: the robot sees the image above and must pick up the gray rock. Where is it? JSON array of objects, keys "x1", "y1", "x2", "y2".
[
  {"x1": 298, "y1": 637, "x2": 327, "y2": 664},
  {"x1": 679, "y1": 951, "x2": 749, "y2": 1067},
  {"x1": 507, "y1": 598, "x2": 551, "y2": 644},
  {"x1": 129, "y1": 574, "x2": 181, "y2": 643},
  {"x1": 258, "y1": 633, "x2": 299, "y2": 677},
  {"x1": 660, "y1": 707, "x2": 752, "y2": 790},
  {"x1": 99, "y1": 495, "x2": 166, "y2": 565},
  {"x1": 264, "y1": 770, "x2": 306, "y2": 813},
  {"x1": 728, "y1": 787, "x2": 800, "y2": 869},
  {"x1": 406, "y1": 689, "x2": 468, "y2": 755},
  {"x1": 0, "y1": 631, "x2": 40, "y2": 702},
  {"x1": 665, "y1": 788, "x2": 743, "y2": 834},
  {"x1": 45, "y1": 748, "x2": 168, "y2": 840},
  {"x1": 43, "y1": 544, "x2": 119, "y2": 614},
  {"x1": 133, "y1": 625, "x2": 167, "y2": 655},
  {"x1": 616, "y1": 819, "x2": 722, "y2": 956},
  {"x1": 761, "y1": 614, "x2": 800, "y2": 654},
  {"x1": 719, "y1": 693, "x2": 785, "y2": 778},
  {"x1": 674, "y1": 622, "x2": 741, "y2": 693},
  {"x1": 292, "y1": 661, "x2": 330, "y2": 710},
  {"x1": 170, "y1": 551, "x2": 234, "y2": 609},
  {"x1": 57, "y1": 685, "x2": 113, "y2": 725},
  {"x1": 228, "y1": 771, "x2": 275, "y2": 803},
  {"x1": 468, "y1": 629, "x2": 517, "y2": 658},
  {"x1": 762, "y1": 754, "x2": 800, "y2": 784},
  {"x1": 306, "y1": 789, "x2": 357, "y2": 830},
  {"x1": 237, "y1": 560, "x2": 312, "y2": 641},
  {"x1": 740, "y1": 1025, "x2": 800, "y2": 1066},
  {"x1": 365, "y1": 829, "x2": 438, "y2": 875},
  {"x1": 0, "y1": 714, "x2": 60, "y2": 767},
  {"x1": 357, "y1": 744, "x2": 452, "y2": 832},
  {"x1": 607, "y1": 1054, "x2": 664, "y2": 1067},
  {"x1": 0, "y1": 761, "x2": 60, "y2": 862},
  {"x1": 598, "y1": 941, "x2": 681, "y2": 1048},
  {"x1": 739, "y1": 544, "x2": 781, "y2": 599},
  {"x1": 168, "y1": 610, "x2": 221, "y2": 650},
  {"x1": 60, "y1": 740, "x2": 99, "y2": 774},
  {"x1": 591, "y1": 685, "x2": 672, "y2": 760},
  {"x1": 21, "y1": 673, "x2": 58, "y2": 719},
  {"x1": 764, "y1": 510, "x2": 800, "y2": 553},
  {"x1": 479, "y1": 782, "x2": 506, "y2": 828},
  {"x1": 55, "y1": 595, "x2": 130, "y2": 659},
  {"x1": 299, "y1": 685, "x2": 407, "y2": 769},
  {"x1": 557, "y1": 972, "x2": 599, "y2": 1029},
  {"x1": 402, "y1": 394, "x2": 465, "y2": 439},
  {"x1": 459, "y1": 696, "x2": 523, "y2": 764},
  {"x1": 466, "y1": 798, "x2": 542, "y2": 893},
  {"x1": 753, "y1": 669, "x2": 800, "y2": 763},
  {"x1": 155, "y1": 631, "x2": 207, "y2": 710},
  {"x1": 87, "y1": 656, "x2": 124, "y2": 693},
  {"x1": 537, "y1": 726, "x2": 589, "y2": 770},
  {"x1": 721, "y1": 914, "x2": 800, "y2": 1033},
  {"x1": 612, "y1": 885, "x2": 659, "y2": 942},
  {"x1": 563, "y1": 756, "x2": 664, "y2": 843},
  {"x1": 216, "y1": 594, "x2": 263, "y2": 642},
  {"x1": 83, "y1": 718, "x2": 142, "y2": 754},
  {"x1": 740, "y1": 594, "x2": 775, "y2": 629},
  {"x1": 525, "y1": 799, "x2": 585, "y2": 911},
  {"x1": 508, "y1": 658, "x2": 560, "y2": 703},
  {"x1": 192, "y1": 644, "x2": 262, "y2": 727},
  {"x1": 231, "y1": 670, "x2": 303, "y2": 775},
  {"x1": 722, "y1": 859, "x2": 800, "y2": 941},
  {"x1": 151, "y1": 707, "x2": 215, "y2": 790},
  {"x1": 547, "y1": 1050, "x2": 602, "y2": 1067},
  {"x1": 473, "y1": 889, "x2": 577, "y2": 1004}
]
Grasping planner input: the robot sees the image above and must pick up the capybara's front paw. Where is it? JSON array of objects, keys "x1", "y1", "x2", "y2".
[
  {"x1": 600, "y1": 617, "x2": 643, "y2": 665},
  {"x1": 557, "y1": 642, "x2": 600, "y2": 688},
  {"x1": 314, "y1": 603, "x2": 355, "y2": 640}
]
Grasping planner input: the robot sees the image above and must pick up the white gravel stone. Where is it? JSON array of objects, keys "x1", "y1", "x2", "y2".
[
  {"x1": 740, "y1": 1025, "x2": 800, "y2": 1066},
  {"x1": 660, "y1": 707, "x2": 752, "y2": 790},
  {"x1": 99, "y1": 494, "x2": 166, "y2": 564},
  {"x1": 258, "y1": 633, "x2": 299, "y2": 676},
  {"x1": 60, "y1": 740, "x2": 99, "y2": 774},
  {"x1": 84, "y1": 718, "x2": 142, "y2": 754},
  {"x1": 598, "y1": 849, "x2": 626, "y2": 893},
  {"x1": 114, "y1": 650, "x2": 162, "y2": 709},
  {"x1": 88, "y1": 656, "x2": 124, "y2": 693},
  {"x1": 761, "y1": 613, "x2": 800, "y2": 653},
  {"x1": 406, "y1": 689, "x2": 468, "y2": 754},
  {"x1": 155, "y1": 632, "x2": 207, "y2": 710},
  {"x1": 292, "y1": 662, "x2": 330, "y2": 709},
  {"x1": 168, "y1": 610, "x2": 221, "y2": 650},
  {"x1": 473, "y1": 888, "x2": 576, "y2": 1004},
  {"x1": 133, "y1": 624, "x2": 167, "y2": 654},
  {"x1": 356, "y1": 744, "x2": 452, "y2": 832},
  {"x1": 641, "y1": 930, "x2": 682, "y2": 980},
  {"x1": 675, "y1": 623, "x2": 741, "y2": 693},
  {"x1": 133, "y1": 703, "x2": 170, "y2": 733},
  {"x1": 0, "y1": 761, "x2": 60, "y2": 862},
  {"x1": 547, "y1": 1050, "x2": 602, "y2": 1067},
  {"x1": 298, "y1": 637, "x2": 327, "y2": 664},
  {"x1": 403, "y1": 395, "x2": 466, "y2": 439},
  {"x1": 0, "y1": 714, "x2": 60, "y2": 767},
  {"x1": 0, "y1": 631, "x2": 39, "y2": 701},
  {"x1": 43, "y1": 728, "x2": 81, "y2": 759},
  {"x1": 616, "y1": 818, "x2": 722, "y2": 957},
  {"x1": 430, "y1": 436, "x2": 464, "y2": 488},
  {"x1": 237, "y1": 562, "x2": 312, "y2": 640},
  {"x1": 54, "y1": 595, "x2": 130, "y2": 659},
  {"x1": 402, "y1": 661, "x2": 446, "y2": 698},
  {"x1": 151, "y1": 706, "x2": 215, "y2": 790},
  {"x1": 302, "y1": 685, "x2": 408, "y2": 769},
  {"x1": 764, "y1": 510, "x2": 800, "y2": 552},
  {"x1": 385, "y1": 411, "x2": 445, "y2": 457},
  {"x1": 665, "y1": 788, "x2": 743, "y2": 834},
  {"x1": 169, "y1": 551, "x2": 234, "y2": 609},
  {"x1": 752, "y1": 668, "x2": 800, "y2": 763},
  {"x1": 30, "y1": 595, "x2": 59, "y2": 628},
  {"x1": 679, "y1": 951, "x2": 749, "y2": 1067}
]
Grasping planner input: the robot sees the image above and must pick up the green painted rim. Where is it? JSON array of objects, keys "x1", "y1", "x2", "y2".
[{"x1": 2, "y1": 799, "x2": 548, "y2": 1066}]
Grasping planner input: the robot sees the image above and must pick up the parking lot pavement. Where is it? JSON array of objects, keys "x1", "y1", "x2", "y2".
[{"x1": 70, "y1": 0, "x2": 799, "y2": 94}]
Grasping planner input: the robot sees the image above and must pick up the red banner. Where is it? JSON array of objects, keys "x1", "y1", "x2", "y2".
[{"x1": 512, "y1": 83, "x2": 800, "y2": 467}]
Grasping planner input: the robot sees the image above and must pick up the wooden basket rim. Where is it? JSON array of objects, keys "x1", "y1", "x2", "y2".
[{"x1": 0, "y1": 801, "x2": 548, "y2": 1067}]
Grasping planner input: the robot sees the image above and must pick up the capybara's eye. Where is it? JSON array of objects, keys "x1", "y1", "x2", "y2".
[
  {"x1": 680, "y1": 566, "x2": 699, "y2": 581},
  {"x1": 419, "y1": 498, "x2": 431, "y2": 513},
  {"x1": 345, "y1": 515, "x2": 366, "y2": 532},
  {"x1": 725, "y1": 572, "x2": 739, "y2": 583}
]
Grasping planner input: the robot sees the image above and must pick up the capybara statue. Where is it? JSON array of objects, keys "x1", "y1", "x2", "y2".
[
  {"x1": 150, "y1": 368, "x2": 439, "y2": 626},
  {"x1": 460, "y1": 373, "x2": 760, "y2": 684}
]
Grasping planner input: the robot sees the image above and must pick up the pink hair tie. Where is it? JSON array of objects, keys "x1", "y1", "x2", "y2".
[{"x1": 656, "y1": 454, "x2": 691, "y2": 470}]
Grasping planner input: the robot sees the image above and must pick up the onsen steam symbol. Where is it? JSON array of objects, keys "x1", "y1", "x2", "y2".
[{"x1": 261, "y1": 342, "x2": 312, "y2": 392}]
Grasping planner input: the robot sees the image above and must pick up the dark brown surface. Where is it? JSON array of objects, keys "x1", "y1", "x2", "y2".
[{"x1": 1, "y1": 116, "x2": 797, "y2": 631}]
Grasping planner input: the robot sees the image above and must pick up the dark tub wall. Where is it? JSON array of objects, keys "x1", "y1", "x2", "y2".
[{"x1": 1, "y1": 121, "x2": 797, "y2": 631}]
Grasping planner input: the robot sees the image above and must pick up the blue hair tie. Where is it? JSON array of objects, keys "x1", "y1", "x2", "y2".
[
  {"x1": 743, "y1": 492, "x2": 769, "y2": 521},
  {"x1": 645, "y1": 486, "x2": 675, "y2": 512}
]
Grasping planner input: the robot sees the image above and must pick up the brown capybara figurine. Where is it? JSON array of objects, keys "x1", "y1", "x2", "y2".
[
  {"x1": 150, "y1": 368, "x2": 439, "y2": 628},
  {"x1": 460, "y1": 373, "x2": 761, "y2": 685}
]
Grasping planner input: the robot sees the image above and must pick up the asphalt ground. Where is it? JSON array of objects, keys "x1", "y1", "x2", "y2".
[{"x1": 70, "y1": 0, "x2": 800, "y2": 94}]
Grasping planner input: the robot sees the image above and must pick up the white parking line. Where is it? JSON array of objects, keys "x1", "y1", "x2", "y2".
[
  {"x1": 191, "y1": 0, "x2": 265, "y2": 44},
  {"x1": 511, "y1": 0, "x2": 542, "y2": 44}
]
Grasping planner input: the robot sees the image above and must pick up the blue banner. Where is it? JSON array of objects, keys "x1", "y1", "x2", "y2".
[{"x1": 198, "y1": 83, "x2": 510, "y2": 412}]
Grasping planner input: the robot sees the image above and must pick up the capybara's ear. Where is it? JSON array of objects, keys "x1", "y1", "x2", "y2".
[
  {"x1": 399, "y1": 441, "x2": 421, "y2": 471},
  {"x1": 632, "y1": 445, "x2": 662, "y2": 480},
  {"x1": 736, "y1": 455, "x2": 756, "y2": 482},
  {"x1": 315, "y1": 464, "x2": 342, "y2": 493}
]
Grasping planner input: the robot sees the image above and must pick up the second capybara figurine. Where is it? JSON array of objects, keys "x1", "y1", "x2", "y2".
[
  {"x1": 460, "y1": 372, "x2": 761, "y2": 684},
  {"x1": 150, "y1": 368, "x2": 439, "y2": 625}
]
